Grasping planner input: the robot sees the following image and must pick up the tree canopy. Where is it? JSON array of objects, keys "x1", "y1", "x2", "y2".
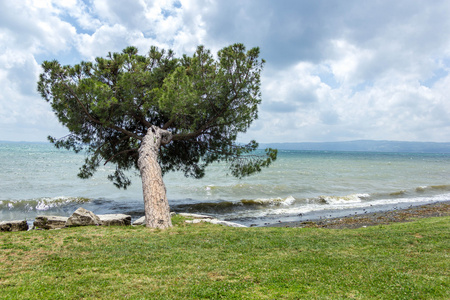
[{"x1": 38, "y1": 43, "x2": 277, "y2": 189}]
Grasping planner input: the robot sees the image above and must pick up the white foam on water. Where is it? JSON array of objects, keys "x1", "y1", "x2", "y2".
[
  {"x1": 319, "y1": 193, "x2": 370, "y2": 204},
  {"x1": 222, "y1": 193, "x2": 450, "y2": 221},
  {"x1": 35, "y1": 201, "x2": 51, "y2": 211},
  {"x1": 284, "y1": 196, "x2": 296, "y2": 205},
  {"x1": 363, "y1": 193, "x2": 450, "y2": 207},
  {"x1": 0, "y1": 196, "x2": 91, "y2": 212},
  {"x1": 34, "y1": 197, "x2": 73, "y2": 211},
  {"x1": 241, "y1": 196, "x2": 296, "y2": 206}
]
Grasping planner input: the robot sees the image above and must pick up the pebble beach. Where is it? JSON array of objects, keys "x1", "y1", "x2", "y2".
[{"x1": 268, "y1": 201, "x2": 450, "y2": 229}]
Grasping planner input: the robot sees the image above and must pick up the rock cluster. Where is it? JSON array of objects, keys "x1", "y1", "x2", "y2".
[
  {"x1": 32, "y1": 207, "x2": 132, "y2": 230},
  {"x1": 131, "y1": 212, "x2": 247, "y2": 227},
  {"x1": 65, "y1": 207, "x2": 102, "y2": 227},
  {"x1": 1, "y1": 207, "x2": 132, "y2": 231},
  {"x1": 34, "y1": 216, "x2": 68, "y2": 230},
  {"x1": 0, "y1": 220, "x2": 29, "y2": 232},
  {"x1": 1, "y1": 208, "x2": 247, "y2": 231}
]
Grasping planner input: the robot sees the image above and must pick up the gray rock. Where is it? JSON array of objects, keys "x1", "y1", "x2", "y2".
[
  {"x1": 180, "y1": 212, "x2": 247, "y2": 227},
  {"x1": 132, "y1": 216, "x2": 146, "y2": 226},
  {"x1": 66, "y1": 207, "x2": 101, "y2": 227},
  {"x1": 185, "y1": 218, "x2": 247, "y2": 227},
  {"x1": 0, "y1": 220, "x2": 28, "y2": 232},
  {"x1": 178, "y1": 213, "x2": 215, "y2": 219},
  {"x1": 98, "y1": 214, "x2": 131, "y2": 226},
  {"x1": 34, "y1": 216, "x2": 68, "y2": 230},
  {"x1": 132, "y1": 212, "x2": 176, "y2": 226},
  {"x1": 208, "y1": 219, "x2": 247, "y2": 227}
]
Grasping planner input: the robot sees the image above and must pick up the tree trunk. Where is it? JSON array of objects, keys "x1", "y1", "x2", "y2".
[{"x1": 137, "y1": 126, "x2": 173, "y2": 229}]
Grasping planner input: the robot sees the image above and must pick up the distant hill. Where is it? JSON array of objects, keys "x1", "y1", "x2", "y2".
[{"x1": 260, "y1": 140, "x2": 450, "y2": 153}]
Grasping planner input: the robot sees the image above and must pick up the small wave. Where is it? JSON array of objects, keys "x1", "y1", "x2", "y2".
[
  {"x1": 240, "y1": 196, "x2": 296, "y2": 206},
  {"x1": 172, "y1": 196, "x2": 297, "y2": 215},
  {"x1": 318, "y1": 193, "x2": 370, "y2": 204},
  {"x1": 0, "y1": 196, "x2": 90, "y2": 211},
  {"x1": 389, "y1": 190, "x2": 407, "y2": 196},
  {"x1": 416, "y1": 186, "x2": 427, "y2": 193},
  {"x1": 205, "y1": 185, "x2": 216, "y2": 191},
  {"x1": 229, "y1": 192, "x2": 450, "y2": 224},
  {"x1": 415, "y1": 185, "x2": 450, "y2": 193},
  {"x1": 201, "y1": 183, "x2": 289, "y2": 195},
  {"x1": 204, "y1": 183, "x2": 266, "y2": 190},
  {"x1": 430, "y1": 184, "x2": 450, "y2": 191}
]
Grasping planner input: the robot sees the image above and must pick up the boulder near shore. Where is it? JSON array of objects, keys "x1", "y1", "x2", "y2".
[
  {"x1": 0, "y1": 220, "x2": 28, "y2": 232},
  {"x1": 1, "y1": 207, "x2": 247, "y2": 231},
  {"x1": 33, "y1": 207, "x2": 132, "y2": 229}
]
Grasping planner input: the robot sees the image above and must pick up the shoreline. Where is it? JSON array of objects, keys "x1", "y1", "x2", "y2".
[
  {"x1": 266, "y1": 200, "x2": 450, "y2": 229},
  {"x1": 2, "y1": 200, "x2": 450, "y2": 230}
]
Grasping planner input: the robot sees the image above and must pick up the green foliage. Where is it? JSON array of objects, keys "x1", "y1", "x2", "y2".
[{"x1": 38, "y1": 44, "x2": 276, "y2": 188}]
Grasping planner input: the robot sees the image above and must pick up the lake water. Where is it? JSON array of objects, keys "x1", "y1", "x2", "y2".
[{"x1": 1, "y1": 142, "x2": 449, "y2": 226}]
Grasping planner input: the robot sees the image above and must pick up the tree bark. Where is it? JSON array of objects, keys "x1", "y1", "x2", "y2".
[{"x1": 137, "y1": 126, "x2": 173, "y2": 229}]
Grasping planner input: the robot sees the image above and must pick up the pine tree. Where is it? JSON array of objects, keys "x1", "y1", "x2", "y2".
[{"x1": 38, "y1": 44, "x2": 277, "y2": 228}]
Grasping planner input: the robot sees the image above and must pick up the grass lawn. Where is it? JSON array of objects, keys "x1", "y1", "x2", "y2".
[{"x1": 1, "y1": 215, "x2": 449, "y2": 299}]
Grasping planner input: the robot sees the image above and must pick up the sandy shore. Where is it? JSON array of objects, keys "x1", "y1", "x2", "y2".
[{"x1": 267, "y1": 201, "x2": 450, "y2": 229}]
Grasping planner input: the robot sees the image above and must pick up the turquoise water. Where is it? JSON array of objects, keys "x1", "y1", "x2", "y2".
[{"x1": 1, "y1": 142, "x2": 450, "y2": 226}]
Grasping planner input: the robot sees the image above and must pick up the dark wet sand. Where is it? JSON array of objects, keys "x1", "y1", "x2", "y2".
[{"x1": 267, "y1": 201, "x2": 450, "y2": 229}]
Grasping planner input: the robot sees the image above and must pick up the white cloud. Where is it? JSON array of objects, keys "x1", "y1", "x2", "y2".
[
  {"x1": 76, "y1": 24, "x2": 142, "y2": 59},
  {"x1": 73, "y1": 0, "x2": 201, "y2": 59},
  {"x1": 52, "y1": 0, "x2": 102, "y2": 32},
  {"x1": 0, "y1": 0, "x2": 77, "y2": 141},
  {"x1": 0, "y1": 50, "x2": 67, "y2": 141},
  {"x1": 1, "y1": 0, "x2": 450, "y2": 143},
  {"x1": 326, "y1": 40, "x2": 375, "y2": 86}
]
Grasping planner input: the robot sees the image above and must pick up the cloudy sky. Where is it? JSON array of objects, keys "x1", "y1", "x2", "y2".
[{"x1": 1, "y1": 0, "x2": 450, "y2": 143}]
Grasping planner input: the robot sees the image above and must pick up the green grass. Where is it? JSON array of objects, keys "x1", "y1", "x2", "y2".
[{"x1": 1, "y1": 215, "x2": 449, "y2": 299}]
